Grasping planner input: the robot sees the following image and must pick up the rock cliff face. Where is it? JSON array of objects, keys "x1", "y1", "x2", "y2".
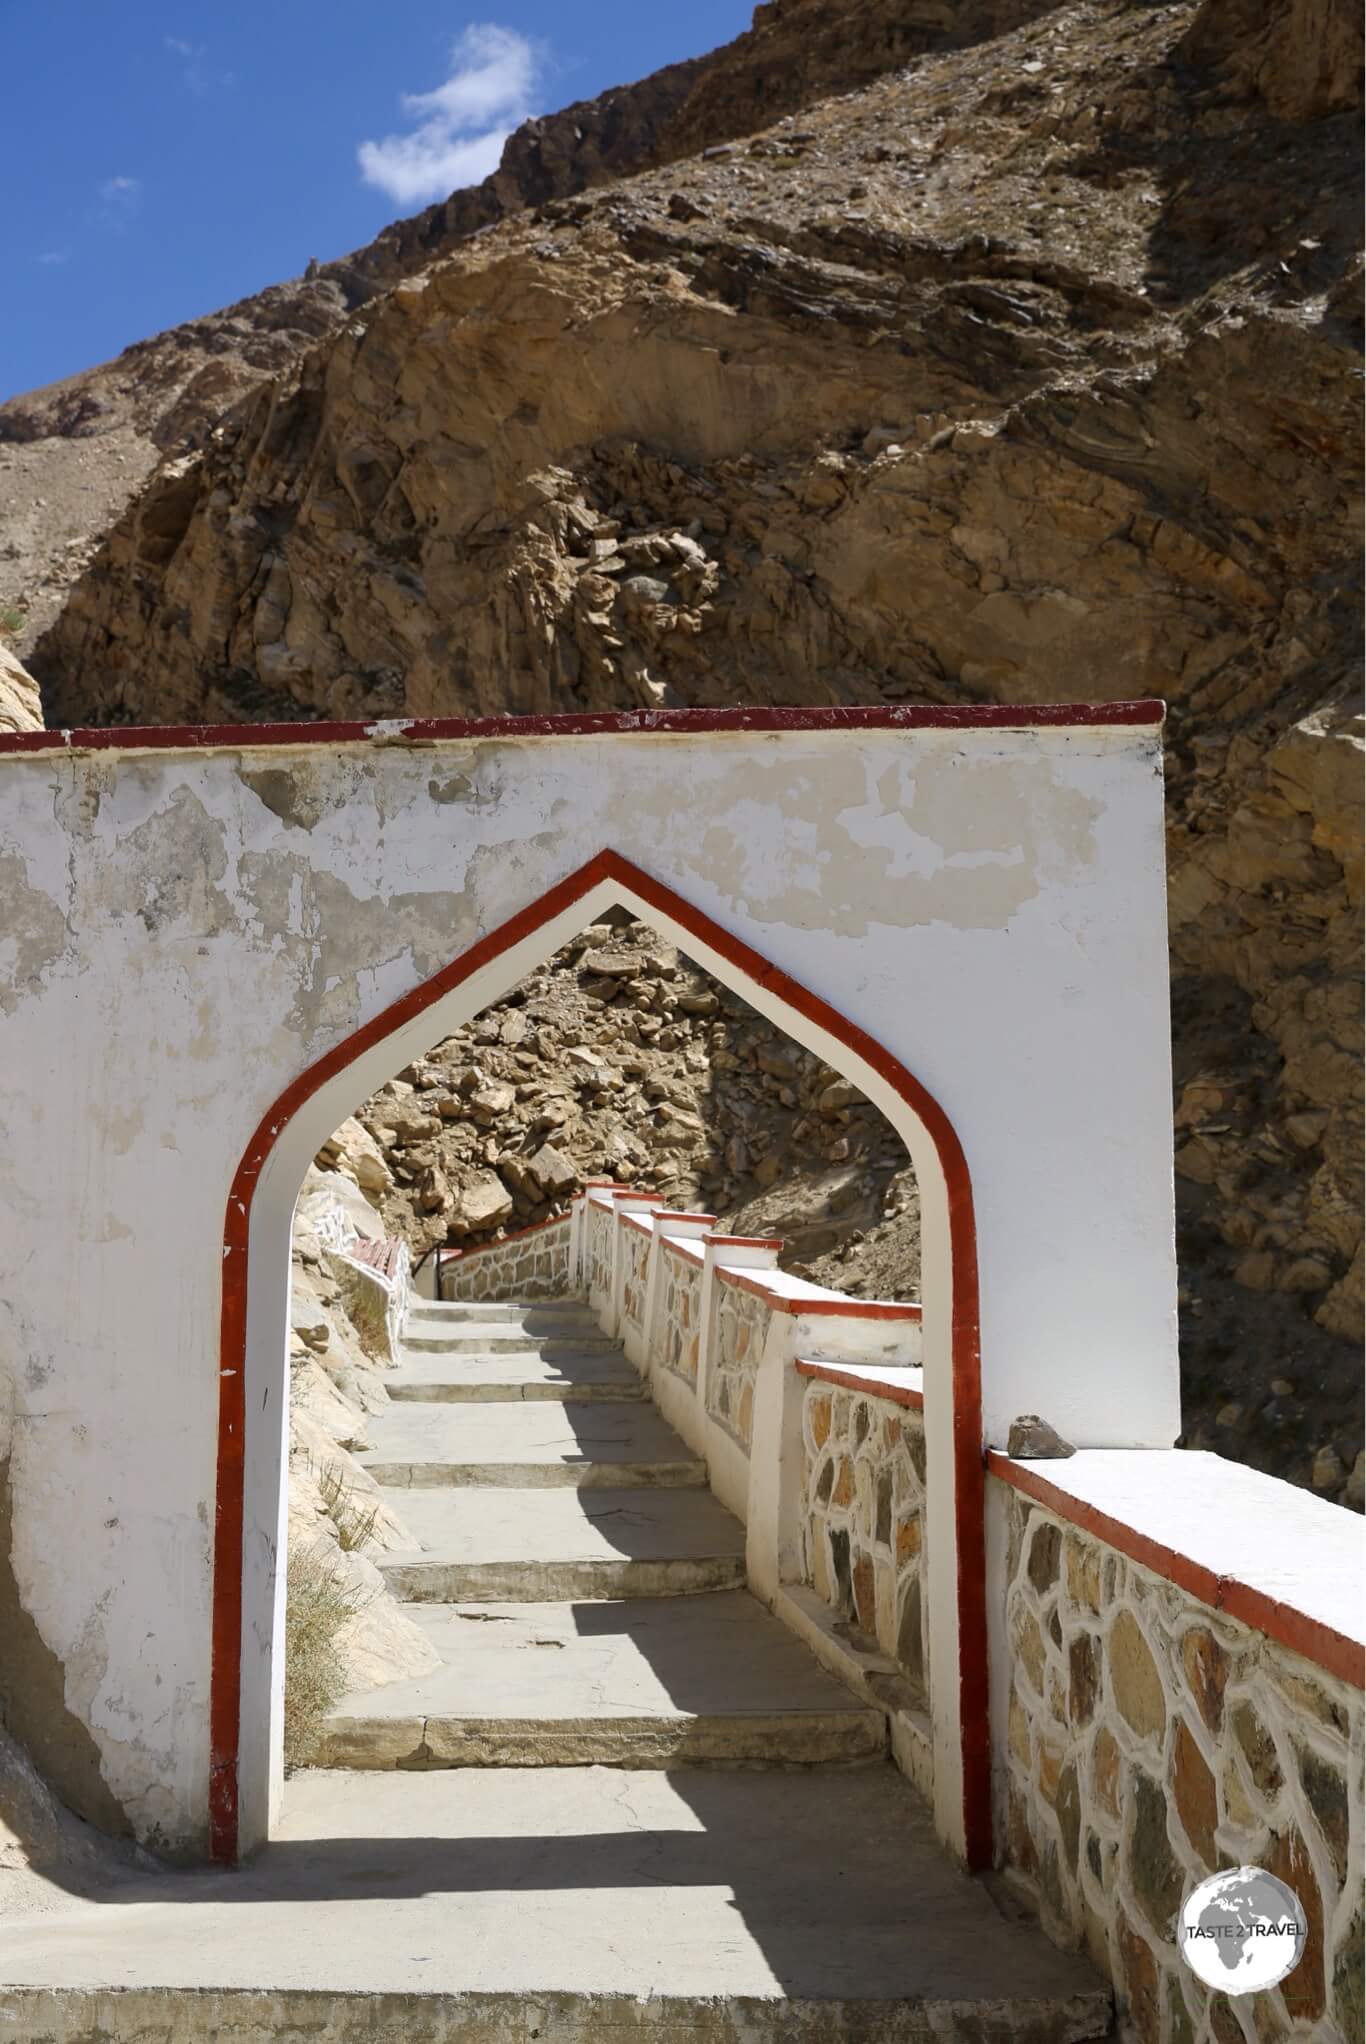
[
  {"x1": 0, "y1": 0, "x2": 1053, "y2": 654},
  {"x1": 17, "y1": 0, "x2": 1366, "y2": 1494},
  {"x1": 0, "y1": 646, "x2": 41, "y2": 735}
]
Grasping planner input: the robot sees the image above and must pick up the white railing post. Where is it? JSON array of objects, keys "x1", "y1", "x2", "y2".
[{"x1": 568, "y1": 1192, "x2": 585, "y2": 1293}]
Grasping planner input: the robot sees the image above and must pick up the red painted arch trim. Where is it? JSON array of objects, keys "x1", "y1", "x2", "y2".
[
  {"x1": 2, "y1": 700, "x2": 1165, "y2": 760},
  {"x1": 988, "y1": 1457, "x2": 1364, "y2": 1691},
  {"x1": 212, "y1": 848, "x2": 988, "y2": 1868}
]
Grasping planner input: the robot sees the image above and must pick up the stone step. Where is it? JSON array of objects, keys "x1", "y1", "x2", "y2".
[
  {"x1": 0, "y1": 1767, "x2": 1114, "y2": 2041},
  {"x1": 361, "y1": 1400, "x2": 705, "y2": 1489},
  {"x1": 313, "y1": 1592, "x2": 887, "y2": 1770},
  {"x1": 387, "y1": 1346, "x2": 644, "y2": 1403},
  {"x1": 408, "y1": 1299, "x2": 596, "y2": 1323},
  {"x1": 402, "y1": 1328, "x2": 621, "y2": 1356},
  {"x1": 376, "y1": 1486, "x2": 747, "y2": 1602},
  {"x1": 406, "y1": 1302, "x2": 601, "y2": 1326}
]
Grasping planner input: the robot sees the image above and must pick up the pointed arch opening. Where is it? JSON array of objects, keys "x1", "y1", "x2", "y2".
[{"x1": 213, "y1": 850, "x2": 986, "y2": 1868}]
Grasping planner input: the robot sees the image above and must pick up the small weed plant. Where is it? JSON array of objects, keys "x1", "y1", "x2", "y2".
[
  {"x1": 316, "y1": 1459, "x2": 381, "y2": 1552},
  {"x1": 283, "y1": 1541, "x2": 361, "y2": 1769}
]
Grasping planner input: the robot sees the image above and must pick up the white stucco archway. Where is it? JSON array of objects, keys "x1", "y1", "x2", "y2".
[
  {"x1": 225, "y1": 849, "x2": 990, "y2": 1864},
  {"x1": 0, "y1": 705, "x2": 1179, "y2": 1866}
]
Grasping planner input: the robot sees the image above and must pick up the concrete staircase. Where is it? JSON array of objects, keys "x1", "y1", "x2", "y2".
[
  {"x1": 284, "y1": 1295, "x2": 1114, "y2": 2039},
  {"x1": 321, "y1": 1296, "x2": 888, "y2": 1771},
  {"x1": 0, "y1": 1295, "x2": 1115, "y2": 2040}
]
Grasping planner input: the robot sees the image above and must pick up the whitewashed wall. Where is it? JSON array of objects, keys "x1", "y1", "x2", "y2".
[{"x1": 0, "y1": 714, "x2": 1176, "y2": 1857}]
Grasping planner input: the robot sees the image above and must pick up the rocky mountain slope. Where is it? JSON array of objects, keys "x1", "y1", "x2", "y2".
[
  {"x1": 10, "y1": 0, "x2": 1363, "y2": 1496},
  {"x1": 0, "y1": 0, "x2": 1059, "y2": 653}
]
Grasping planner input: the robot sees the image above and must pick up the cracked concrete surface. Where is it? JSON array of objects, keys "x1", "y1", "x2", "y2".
[{"x1": 312, "y1": 1591, "x2": 888, "y2": 1768}]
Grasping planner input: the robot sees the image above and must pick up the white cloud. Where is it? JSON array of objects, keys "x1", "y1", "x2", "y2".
[
  {"x1": 358, "y1": 24, "x2": 539, "y2": 206},
  {"x1": 38, "y1": 249, "x2": 69, "y2": 267},
  {"x1": 164, "y1": 35, "x2": 233, "y2": 96},
  {"x1": 96, "y1": 175, "x2": 142, "y2": 235}
]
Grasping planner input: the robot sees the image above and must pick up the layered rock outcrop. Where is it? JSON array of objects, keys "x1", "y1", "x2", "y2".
[{"x1": 0, "y1": 0, "x2": 1058, "y2": 655}]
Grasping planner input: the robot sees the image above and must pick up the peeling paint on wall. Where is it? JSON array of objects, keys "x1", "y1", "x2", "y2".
[
  {"x1": 0, "y1": 853, "x2": 68, "y2": 1015},
  {"x1": 0, "y1": 719, "x2": 1176, "y2": 1855}
]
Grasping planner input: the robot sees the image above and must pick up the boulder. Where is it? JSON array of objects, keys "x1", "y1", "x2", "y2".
[
  {"x1": 315, "y1": 1116, "x2": 394, "y2": 1201},
  {"x1": 448, "y1": 1169, "x2": 514, "y2": 1236},
  {"x1": 526, "y1": 1143, "x2": 579, "y2": 1197},
  {"x1": 469, "y1": 1082, "x2": 517, "y2": 1123}
]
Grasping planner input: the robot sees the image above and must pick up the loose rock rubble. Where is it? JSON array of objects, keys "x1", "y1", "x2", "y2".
[{"x1": 335, "y1": 915, "x2": 915, "y2": 1284}]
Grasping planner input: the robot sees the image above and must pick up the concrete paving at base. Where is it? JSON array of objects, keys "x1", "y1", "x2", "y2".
[
  {"x1": 362, "y1": 1399, "x2": 706, "y2": 1488},
  {"x1": 0, "y1": 1767, "x2": 1112, "y2": 2042},
  {"x1": 387, "y1": 1345, "x2": 645, "y2": 1402},
  {"x1": 378, "y1": 1486, "x2": 748, "y2": 1601},
  {"x1": 313, "y1": 1590, "x2": 887, "y2": 1768}
]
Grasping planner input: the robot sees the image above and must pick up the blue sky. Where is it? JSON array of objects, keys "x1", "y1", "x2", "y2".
[{"x1": 4, "y1": 2, "x2": 753, "y2": 402}]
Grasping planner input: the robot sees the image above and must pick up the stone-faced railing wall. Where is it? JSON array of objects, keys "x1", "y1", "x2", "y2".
[
  {"x1": 334, "y1": 1233, "x2": 410, "y2": 1361},
  {"x1": 433, "y1": 1179, "x2": 1363, "y2": 2030},
  {"x1": 657, "y1": 1237, "x2": 704, "y2": 1383},
  {"x1": 304, "y1": 1197, "x2": 410, "y2": 1360},
  {"x1": 621, "y1": 1215, "x2": 653, "y2": 1333},
  {"x1": 585, "y1": 1191, "x2": 619, "y2": 1317},
  {"x1": 440, "y1": 1211, "x2": 573, "y2": 1302},
  {"x1": 798, "y1": 1363, "x2": 929, "y2": 1707},
  {"x1": 991, "y1": 1455, "x2": 1364, "y2": 2044},
  {"x1": 708, "y1": 1273, "x2": 777, "y2": 1454}
]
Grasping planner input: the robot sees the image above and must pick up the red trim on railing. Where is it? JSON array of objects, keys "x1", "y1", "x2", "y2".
[
  {"x1": 440, "y1": 1209, "x2": 574, "y2": 1264},
  {"x1": 345, "y1": 1235, "x2": 405, "y2": 1282},
  {"x1": 716, "y1": 1264, "x2": 923, "y2": 1320},
  {"x1": 662, "y1": 1235, "x2": 707, "y2": 1266},
  {"x1": 213, "y1": 848, "x2": 988, "y2": 1869},
  {"x1": 988, "y1": 1456, "x2": 1364, "y2": 1691},
  {"x1": 623, "y1": 1212, "x2": 654, "y2": 1237},
  {"x1": 704, "y1": 1234, "x2": 784, "y2": 1250},
  {"x1": 796, "y1": 1359, "x2": 925, "y2": 1413},
  {"x1": 1, "y1": 700, "x2": 1166, "y2": 761}
]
